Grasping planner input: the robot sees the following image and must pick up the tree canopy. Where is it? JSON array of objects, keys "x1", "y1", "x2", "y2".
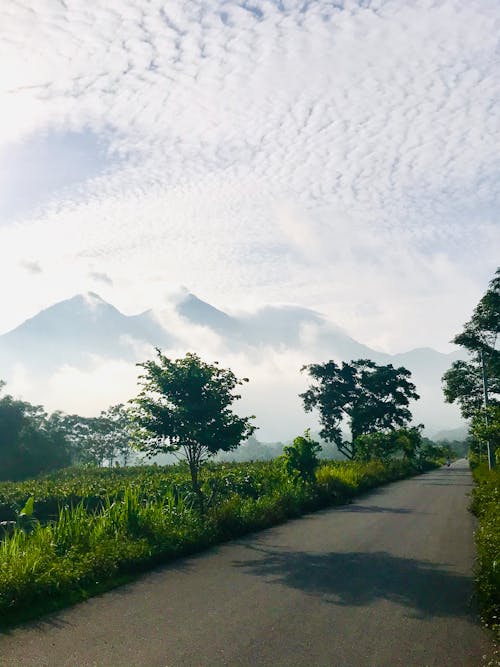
[
  {"x1": 282, "y1": 430, "x2": 322, "y2": 483},
  {"x1": 0, "y1": 382, "x2": 71, "y2": 481},
  {"x1": 131, "y1": 350, "x2": 256, "y2": 503},
  {"x1": 57, "y1": 404, "x2": 134, "y2": 467},
  {"x1": 300, "y1": 358, "x2": 419, "y2": 459},
  {"x1": 442, "y1": 267, "x2": 499, "y2": 467}
]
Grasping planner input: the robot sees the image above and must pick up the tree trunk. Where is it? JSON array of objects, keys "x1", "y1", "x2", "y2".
[{"x1": 187, "y1": 449, "x2": 205, "y2": 514}]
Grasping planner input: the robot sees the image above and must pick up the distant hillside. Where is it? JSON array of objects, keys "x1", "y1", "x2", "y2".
[
  {"x1": 0, "y1": 291, "x2": 467, "y2": 437},
  {"x1": 0, "y1": 292, "x2": 170, "y2": 374},
  {"x1": 432, "y1": 425, "x2": 469, "y2": 442}
]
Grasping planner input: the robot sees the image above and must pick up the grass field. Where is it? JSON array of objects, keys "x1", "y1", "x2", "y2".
[
  {"x1": 0, "y1": 457, "x2": 438, "y2": 626},
  {"x1": 470, "y1": 463, "x2": 500, "y2": 639}
]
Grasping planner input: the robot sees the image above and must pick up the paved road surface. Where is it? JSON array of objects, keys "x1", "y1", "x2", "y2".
[{"x1": 0, "y1": 460, "x2": 495, "y2": 666}]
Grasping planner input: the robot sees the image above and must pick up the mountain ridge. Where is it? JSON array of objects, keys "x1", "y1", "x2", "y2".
[{"x1": 0, "y1": 291, "x2": 466, "y2": 437}]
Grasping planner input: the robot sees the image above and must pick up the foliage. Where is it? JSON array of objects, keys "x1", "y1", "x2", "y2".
[
  {"x1": 443, "y1": 267, "x2": 499, "y2": 468},
  {"x1": 443, "y1": 267, "x2": 499, "y2": 416},
  {"x1": 442, "y1": 361, "x2": 486, "y2": 419},
  {"x1": 0, "y1": 383, "x2": 72, "y2": 481},
  {"x1": 418, "y1": 438, "x2": 453, "y2": 462},
  {"x1": 282, "y1": 431, "x2": 322, "y2": 483},
  {"x1": 131, "y1": 350, "x2": 256, "y2": 506},
  {"x1": 454, "y1": 267, "x2": 500, "y2": 358},
  {"x1": 352, "y1": 429, "x2": 421, "y2": 463},
  {"x1": 300, "y1": 359, "x2": 419, "y2": 459},
  {"x1": 0, "y1": 456, "x2": 439, "y2": 625},
  {"x1": 57, "y1": 404, "x2": 135, "y2": 467},
  {"x1": 470, "y1": 464, "x2": 500, "y2": 637},
  {"x1": 470, "y1": 406, "x2": 500, "y2": 465}
]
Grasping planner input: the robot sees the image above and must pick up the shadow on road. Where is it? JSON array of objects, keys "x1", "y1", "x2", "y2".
[
  {"x1": 407, "y1": 470, "x2": 473, "y2": 488},
  {"x1": 336, "y1": 504, "x2": 412, "y2": 514},
  {"x1": 233, "y1": 545, "x2": 474, "y2": 620},
  {"x1": 421, "y1": 482, "x2": 473, "y2": 487}
]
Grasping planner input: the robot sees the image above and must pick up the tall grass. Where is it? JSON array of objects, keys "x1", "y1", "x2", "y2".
[
  {"x1": 470, "y1": 464, "x2": 500, "y2": 638},
  {"x1": 0, "y1": 458, "x2": 436, "y2": 625}
]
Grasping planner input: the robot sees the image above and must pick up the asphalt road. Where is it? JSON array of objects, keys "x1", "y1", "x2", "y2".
[{"x1": 0, "y1": 460, "x2": 495, "y2": 666}]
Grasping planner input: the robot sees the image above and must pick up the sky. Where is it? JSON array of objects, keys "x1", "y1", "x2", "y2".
[{"x1": 1, "y1": 0, "x2": 499, "y2": 355}]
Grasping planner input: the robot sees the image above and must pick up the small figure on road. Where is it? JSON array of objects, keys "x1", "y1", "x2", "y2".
[{"x1": 446, "y1": 458, "x2": 451, "y2": 467}]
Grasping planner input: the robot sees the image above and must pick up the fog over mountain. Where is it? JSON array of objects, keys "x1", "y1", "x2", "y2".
[{"x1": 0, "y1": 291, "x2": 465, "y2": 440}]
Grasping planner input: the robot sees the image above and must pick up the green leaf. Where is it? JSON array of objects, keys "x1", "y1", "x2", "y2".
[{"x1": 19, "y1": 496, "x2": 34, "y2": 517}]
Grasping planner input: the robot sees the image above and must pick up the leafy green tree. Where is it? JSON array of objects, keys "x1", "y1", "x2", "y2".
[
  {"x1": 57, "y1": 404, "x2": 135, "y2": 467},
  {"x1": 418, "y1": 438, "x2": 447, "y2": 462},
  {"x1": 354, "y1": 432, "x2": 398, "y2": 463},
  {"x1": 396, "y1": 425, "x2": 424, "y2": 461},
  {"x1": 300, "y1": 359, "x2": 419, "y2": 459},
  {"x1": 131, "y1": 351, "x2": 256, "y2": 507},
  {"x1": 442, "y1": 360, "x2": 485, "y2": 419},
  {"x1": 0, "y1": 383, "x2": 71, "y2": 481},
  {"x1": 470, "y1": 406, "x2": 500, "y2": 465},
  {"x1": 283, "y1": 430, "x2": 322, "y2": 483},
  {"x1": 354, "y1": 427, "x2": 422, "y2": 463},
  {"x1": 443, "y1": 267, "x2": 499, "y2": 467}
]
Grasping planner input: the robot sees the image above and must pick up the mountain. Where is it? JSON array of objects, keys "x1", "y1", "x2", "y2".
[
  {"x1": 0, "y1": 291, "x2": 466, "y2": 436},
  {"x1": 174, "y1": 293, "x2": 379, "y2": 355},
  {"x1": 0, "y1": 292, "x2": 170, "y2": 374},
  {"x1": 432, "y1": 425, "x2": 469, "y2": 442}
]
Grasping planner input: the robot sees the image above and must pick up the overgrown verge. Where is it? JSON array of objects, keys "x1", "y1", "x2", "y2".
[
  {"x1": 470, "y1": 464, "x2": 500, "y2": 639},
  {"x1": 0, "y1": 458, "x2": 437, "y2": 626}
]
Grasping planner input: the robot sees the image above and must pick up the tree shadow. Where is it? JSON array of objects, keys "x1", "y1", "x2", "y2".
[
  {"x1": 421, "y1": 482, "x2": 473, "y2": 487},
  {"x1": 233, "y1": 545, "x2": 474, "y2": 620},
  {"x1": 0, "y1": 557, "x2": 196, "y2": 635},
  {"x1": 336, "y1": 504, "x2": 413, "y2": 514}
]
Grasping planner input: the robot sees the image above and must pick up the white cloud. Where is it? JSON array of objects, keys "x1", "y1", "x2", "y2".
[
  {"x1": 0, "y1": 0, "x2": 498, "y2": 353},
  {"x1": 42, "y1": 358, "x2": 140, "y2": 418}
]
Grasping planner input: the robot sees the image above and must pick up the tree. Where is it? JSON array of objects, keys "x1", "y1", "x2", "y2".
[
  {"x1": 442, "y1": 360, "x2": 485, "y2": 419},
  {"x1": 300, "y1": 359, "x2": 419, "y2": 459},
  {"x1": 470, "y1": 406, "x2": 500, "y2": 465},
  {"x1": 419, "y1": 437, "x2": 452, "y2": 462},
  {"x1": 354, "y1": 426, "x2": 423, "y2": 463},
  {"x1": 443, "y1": 267, "x2": 499, "y2": 467},
  {"x1": 55, "y1": 404, "x2": 135, "y2": 467},
  {"x1": 102, "y1": 404, "x2": 135, "y2": 466},
  {"x1": 0, "y1": 383, "x2": 71, "y2": 481},
  {"x1": 282, "y1": 430, "x2": 322, "y2": 483},
  {"x1": 131, "y1": 351, "x2": 256, "y2": 507}
]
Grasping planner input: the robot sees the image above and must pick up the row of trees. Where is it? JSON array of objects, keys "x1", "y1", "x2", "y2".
[
  {"x1": 14, "y1": 260, "x2": 497, "y2": 483},
  {"x1": 4, "y1": 267, "x2": 496, "y2": 485},
  {"x1": 130, "y1": 352, "x2": 426, "y2": 498},
  {"x1": 443, "y1": 267, "x2": 499, "y2": 468},
  {"x1": 0, "y1": 385, "x2": 134, "y2": 481},
  {"x1": 1, "y1": 351, "x2": 424, "y2": 483}
]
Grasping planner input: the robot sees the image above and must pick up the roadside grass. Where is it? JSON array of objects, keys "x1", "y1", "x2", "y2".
[
  {"x1": 470, "y1": 464, "x2": 500, "y2": 639},
  {"x1": 0, "y1": 458, "x2": 437, "y2": 627}
]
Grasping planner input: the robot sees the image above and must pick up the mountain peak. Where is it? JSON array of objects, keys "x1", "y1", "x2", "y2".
[{"x1": 176, "y1": 292, "x2": 236, "y2": 332}]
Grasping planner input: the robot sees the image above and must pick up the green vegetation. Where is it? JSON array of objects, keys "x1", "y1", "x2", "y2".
[
  {"x1": 282, "y1": 430, "x2": 322, "y2": 483},
  {"x1": 442, "y1": 266, "x2": 499, "y2": 637},
  {"x1": 470, "y1": 464, "x2": 500, "y2": 638},
  {"x1": 301, "y1": 358, "x2": 419, "y2": 459},
  {"x1": 0, "y1": 381, "x2": 72, "y2": 481},
  {"x1": 0, "y1": 456, "x2": 438, "y2": 625},
  {"x1": 0, "y1": 348, "x2": 451, "y2": 626},
  {"x1": 0, "y1": 382, "x2": 136, "y2": 481},
  {"x1": 443, "y1": 266, "x2": 499, "y2": 468},
  {"x1": 131, "y1": 350, "x2": 255, "y2": 510}
]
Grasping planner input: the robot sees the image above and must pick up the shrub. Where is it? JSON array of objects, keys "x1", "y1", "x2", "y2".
[
  {"x1": 282, "y1": 431, "x2": 322, "y2": 484},
  {"x1": 471, "y1": 464, "x2": 500, "y2": 637},
  {"x1": 0, "y1": 457, "x2": 438, "y2": 625}
]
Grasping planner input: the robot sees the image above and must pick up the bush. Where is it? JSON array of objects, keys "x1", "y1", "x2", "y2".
[
  {"x1": 470, "y1": 464, "x2": 500, "y2": 637},
  {"x1": 0, "y1": 457, "x2": 438, "y2": 625},
  {"x1": 282, "y1": 431, "x2": 322, "y2": 484}
]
